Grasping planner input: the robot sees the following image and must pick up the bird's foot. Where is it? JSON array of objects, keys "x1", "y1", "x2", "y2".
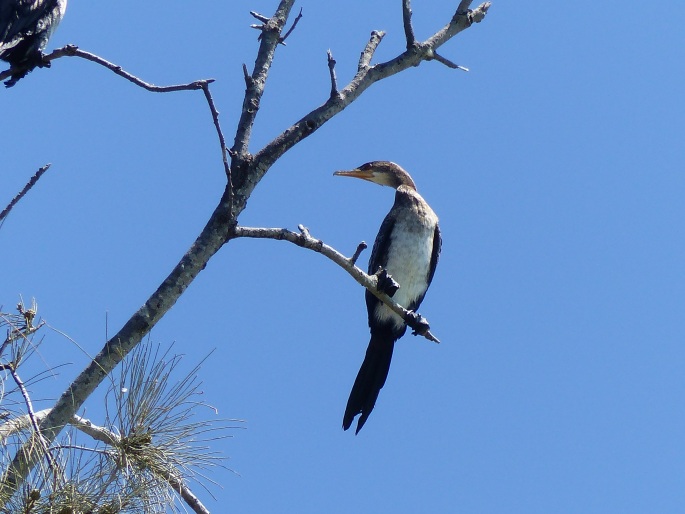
[
  {"x1": 374, "y1": 267, "x2": 400, "y2": 297},
  {"x1": 3, "y1": 69, "x2": 28, "y2": 88},
  {"x1": 406, "y1": 311, "x2": 431, "y2": 337},
  {"x1": 3, "y1": 52, "x2": 49, "y2": 87},
  {"x1": 37, "y1": 54, "x2": 52, "y2": 69}
]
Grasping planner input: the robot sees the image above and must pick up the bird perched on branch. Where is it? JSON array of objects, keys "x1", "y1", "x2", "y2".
[
  {"x1": 334, "y1": 161, "x2": 441, "y2": 434},
  {"x1": 0, "y1": 0, "x2": 67, "y2": 87}
]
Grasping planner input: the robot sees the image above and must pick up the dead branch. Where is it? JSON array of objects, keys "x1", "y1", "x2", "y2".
[
  {"x1": 0, "y1": 164, "x2": 51, "y2": 226},
  {"x1": 280, "y1": 8, "x2": 303, "y2": 44},
  {"x1": 0, "y1": 45, "x2": 213, "y2": 92},
  {"x1": 248, "y1": 2, "x2": 492, "y2": 197},
  {"x1": 327, "y1": 50, "x2": 339, "y2": 97},
  {"x1": 402, "y1": 0, "x2": 416, "y2": 49},
  {"x1": 233, "y1": 225, "x2": 440, "y2": 343},
  {"x1": 200, "y1": 82, "x2": 232, "y2": 182}
]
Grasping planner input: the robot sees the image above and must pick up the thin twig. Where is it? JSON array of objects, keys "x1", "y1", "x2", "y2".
[
  {"x1": 249, "y1": 11, "x2": 270, "y2": 23},
  {"x1": 233, "y1": 225, "x2": 440, "y2": 343},
  {"x1": 431, "y1": 51, "x2": 469, "y2": 71},
  {"x1": 327, "y1": 50, "x2": 339, "y2": 97},
  {"x1": 0, "y1": 164, "x2": 51, "y2": 225},
  {"x1": 200, "y1": 83, "x2": 233, "y2": 188},
  {"x1": 6, "y1": 366, "x2": 59, "y2": 475},
  {"x1": 167, "y1": 473, "x2": 211, "y2": 514},
  {"x1": 402, "y1": 0, "x2": 416, "y2": 49},
  {"x1": 349, "y1": 242, "x2": 367, "y2": 266},
  {"x1": 357, "y1": 30, "x2": 386, "y2": 72},
  {"x1": 0, "y1": 45, "x2": 214, "y2": 93},
  {"x1": 280, "y1": 7, "x2": 303, "y2": 44},
  {"x1": 241, "y1": 63, "x2": 252, "y2": 86}
]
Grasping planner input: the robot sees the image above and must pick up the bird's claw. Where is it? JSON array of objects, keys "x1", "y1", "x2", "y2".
[
  {"x1": 407, "y1": 311, "x2": 431, "y2": 336},
  {"x1": 374, "y1": 267, "x2": 400, "y2": 297}
]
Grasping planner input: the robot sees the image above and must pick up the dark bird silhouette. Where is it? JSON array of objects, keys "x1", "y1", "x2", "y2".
[
  {"x1": 334, "y1": 161, "x2": 441, "y2": 434},
  {"x1": 0, "y1": 0, "x2": 67, "y2": 87}
]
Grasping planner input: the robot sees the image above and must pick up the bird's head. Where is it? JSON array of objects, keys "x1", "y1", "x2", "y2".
[{"x1": 333, "y1": 161, "x2": 416, "y2": 191}]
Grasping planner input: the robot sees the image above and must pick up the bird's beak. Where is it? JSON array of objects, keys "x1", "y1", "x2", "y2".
[{"x1": 333, "y1": 168, "x2": 375, "y2": 182}]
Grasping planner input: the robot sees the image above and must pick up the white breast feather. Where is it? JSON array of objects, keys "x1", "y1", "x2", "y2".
[{"x1": 373, "y1": 198, "x2": 438, "y2": 330}]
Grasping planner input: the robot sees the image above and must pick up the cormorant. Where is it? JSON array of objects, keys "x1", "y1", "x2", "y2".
[
  {"x1": 335, "y1": 161, "x2": 441, "y2": 434},
  {"x1": 0, "y1": 0, "x2": 67, "y2": 87}
]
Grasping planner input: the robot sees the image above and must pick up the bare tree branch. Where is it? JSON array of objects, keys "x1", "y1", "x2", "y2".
[
  {"x1": 430, "y1": 51, "x2": 469, "y2": 71},
  {"x1": 0, "y1": 164, "x2": 51, "y2": 226},
  {"x1": 230, "y1": 1, "x2": 295, "y2": 166},
  {"x1": 349, "y1": 242, "x2": 368, "y2": 266},
  {"x1": 0, "y1": 45, "x2": 213, "y2": 92},
  {"x1": 327, "y1": 50, "x2": 339, "y2": 97},
  {"x1": 357, "y1": 30, "x2": 385, "y2": 72},
  {"x1": 233, "y1": 225, "x2": 440, "y2": 343},
  {"x1": 200, "y1": 82, "x2": 232, "y2": 183},
  {"x1": 402, "y1": 0, "x2": 416, "y2": 49},
  {"x1": 249, "y1": 11, "x2": 270, "y2": 24},
  {"x1": 280, "y1": 8, "x2": 303, "y2": 44},
  {"x1": 247, "y1": 2, "x2": 492, "y2": 199},
  {"x1": 1, "y1": 46, "x2": 233, "y2": 199}
]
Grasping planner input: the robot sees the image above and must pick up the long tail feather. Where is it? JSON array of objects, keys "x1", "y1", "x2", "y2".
[{"x1": 343, "y1": 333, "x2": 395, "y2": 434}]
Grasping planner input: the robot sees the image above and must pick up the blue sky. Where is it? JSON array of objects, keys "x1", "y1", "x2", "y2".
[{"x1": 2, "y1": 1, "x2": 685, "y2": 512}]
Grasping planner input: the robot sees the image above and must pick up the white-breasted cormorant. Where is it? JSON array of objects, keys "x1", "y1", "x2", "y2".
[{"x1": 335, "y1": 161, "x2": 441, "y2": 434}]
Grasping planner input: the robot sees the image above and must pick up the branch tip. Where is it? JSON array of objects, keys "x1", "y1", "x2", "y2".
[
  {"x1": 431, "y1": 52, "x2": 469, "y2": 71},
  {"x1": 200, "y1": 82, "x2": 232, "y2": 183},
  {"x1": 249, "y1": 11, "x2": 270, "y2": 23},
  {"x1": 327, "y1": 49, "x2": 339, "y2": 96},
  {"x1": 357, "y1": 30, "x2": 386, "y2": 71},
  {"x1": 349, "y1": 242, "x2": 367, "y2": 266},
  {"x1": 0, "y1": 163, "x2": 52, "y2": 224},
  {"x1": 280, "y1": 7, "x2": 303, "y2": 44},
  {"x1": 402, "y1": 0, "x2": 416, "y2": 49}
]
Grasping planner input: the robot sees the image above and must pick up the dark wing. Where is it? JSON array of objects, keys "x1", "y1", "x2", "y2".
[
  {"x1": 426, "y1": 223, "x2": 441, "y2": 287},
  {"x1": 0, "y1": 1, "x2": 19, "y2": 43},
  {"x1": 367, "y1": 210, "x2": 394, "y2": 275},
  {"x1": 364, "y1": 211, "x2": 395, "y2": 324},
  {"x1": 0, "y1": 0, "x2": 57, "y2": 47}
]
